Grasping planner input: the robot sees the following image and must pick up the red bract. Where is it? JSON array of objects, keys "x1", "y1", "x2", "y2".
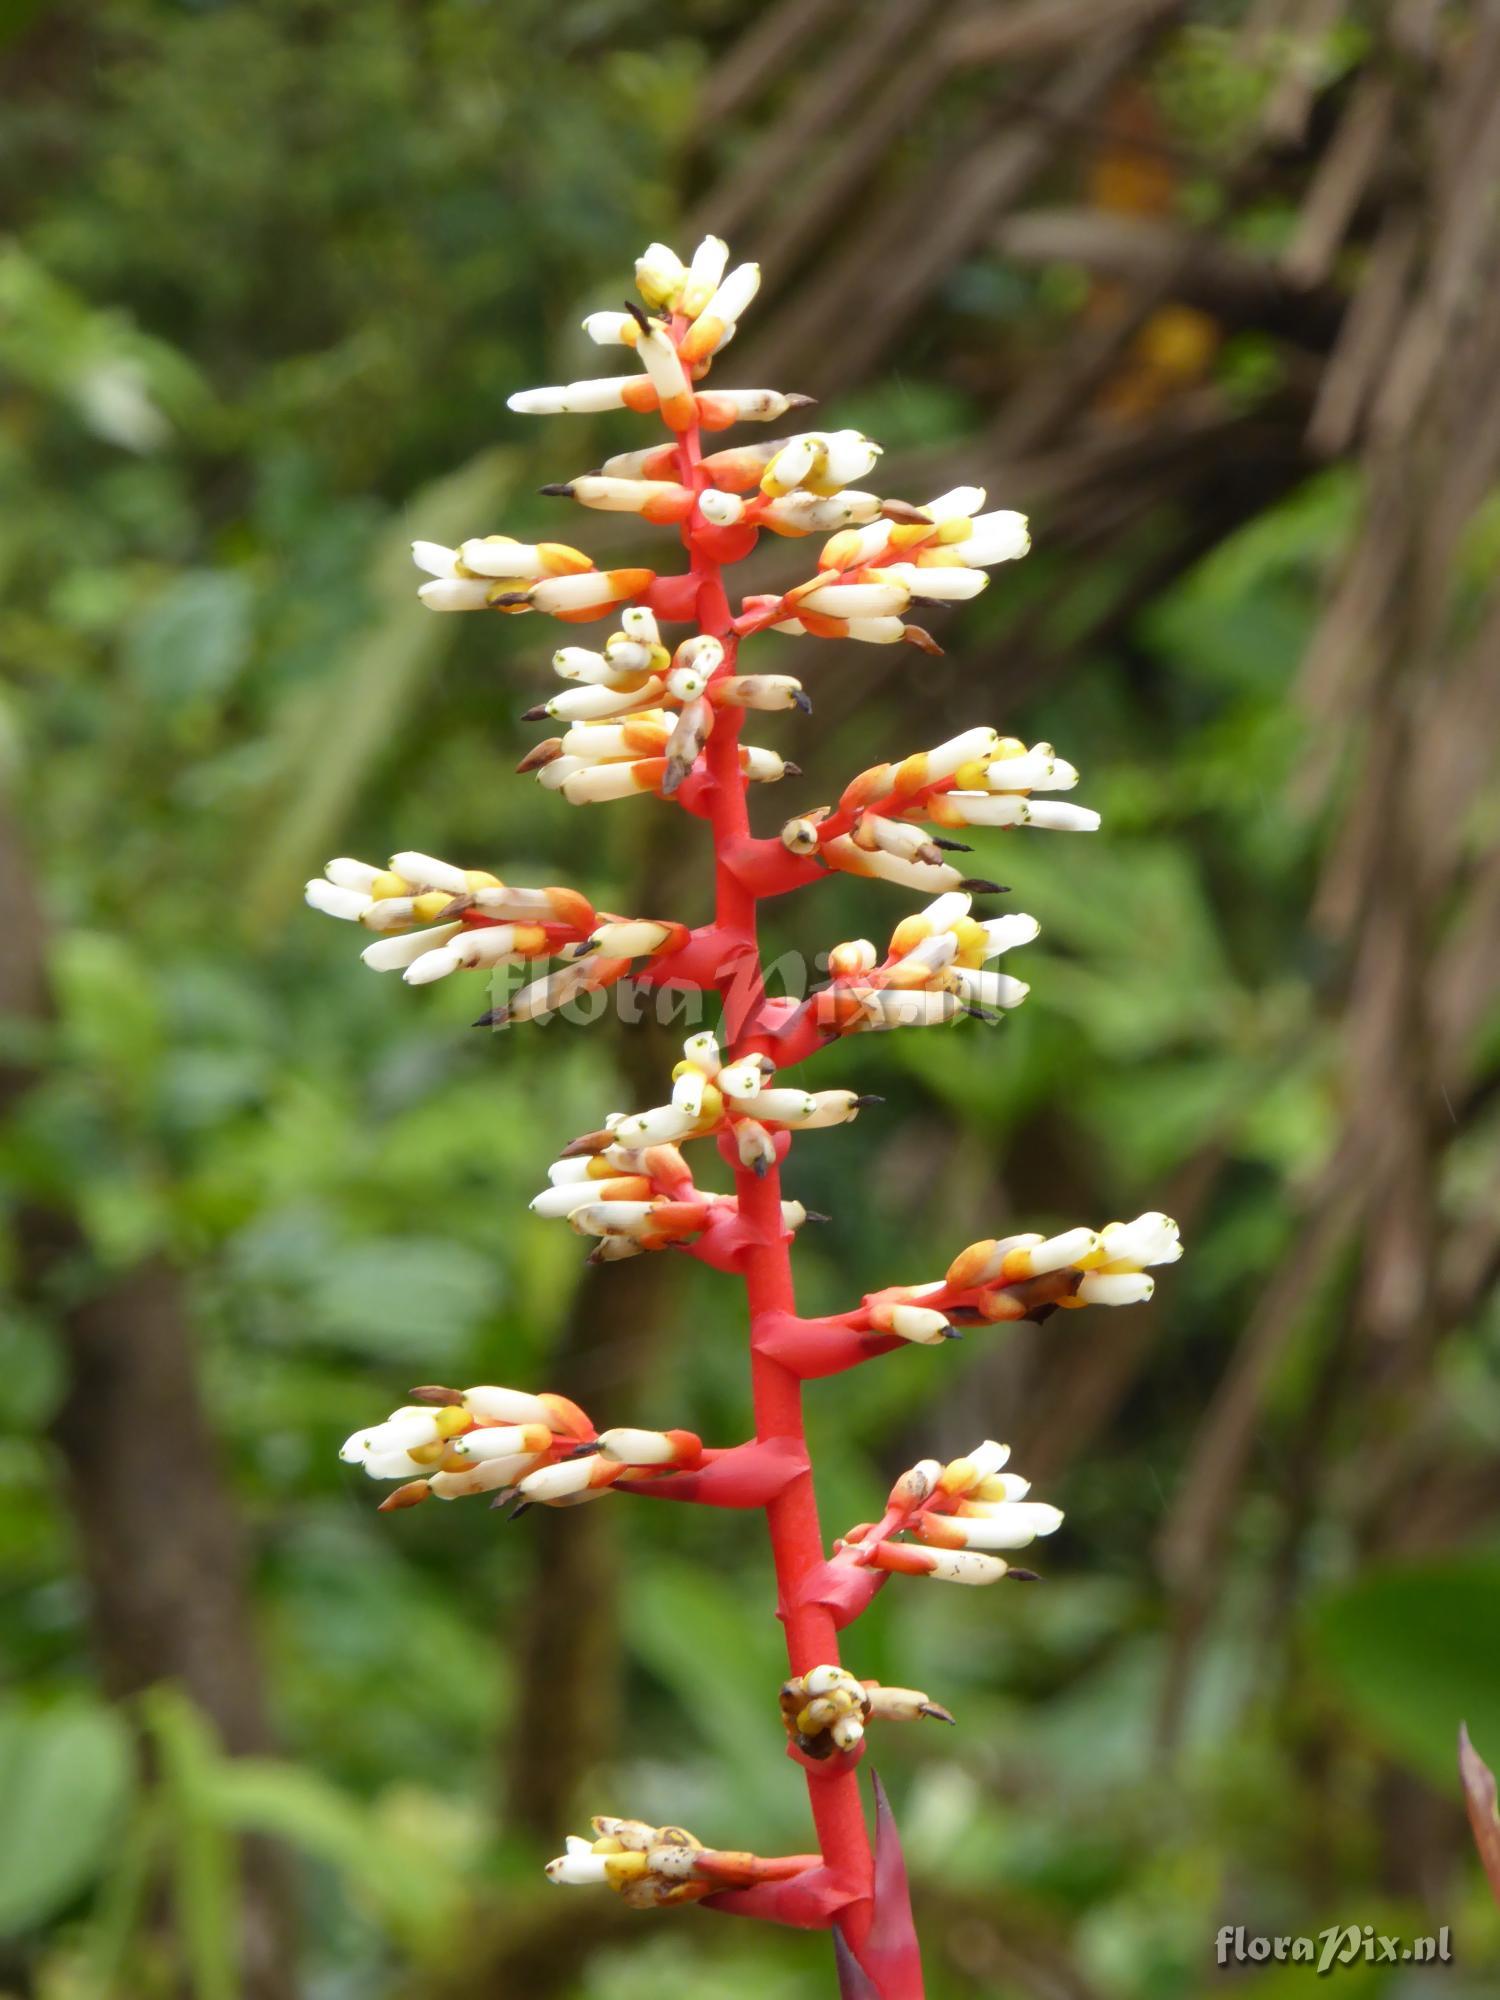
[{"x1": 317, "y1": 233, "x2": 1186, "y2": 1999}]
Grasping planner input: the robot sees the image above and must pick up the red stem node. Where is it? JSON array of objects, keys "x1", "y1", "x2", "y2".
[
  {"x1": 703, "y1": 1863, "x2": 865, "y2": 1931},
  {"x1": 721, "y1": 835, "x2": 828, "y2": 900},
  {"x1": 790, "y1": 1557, "x2": 891, "y2": 1631},
  {"x1": 618, "y1": 1434, "x2": 811, "y2": 1508},
  {"x1": 753, "y1": 1308, "x2": 904, "y2": 1380}
]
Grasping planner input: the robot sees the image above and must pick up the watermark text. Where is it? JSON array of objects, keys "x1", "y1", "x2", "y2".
[{"x1": 1216, "y1": 1924, "x2": 1452, "y2": 1974}]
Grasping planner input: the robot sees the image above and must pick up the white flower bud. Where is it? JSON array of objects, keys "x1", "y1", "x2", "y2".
[
  {"x1": 920, "y1": 485, "x2": 986, "y2": 522},
  {"x1": 581, "y1": 311, "x2": 638, "y2": 346},
  {"x1": 797, "y1": 582, "x2": 910, "y2": 619},
  {"x1": 620, "y1": 605, "x2": 660, "y2": 646},
  {"x1": 456, "y1": 538, "x2": 545, "y2": 581},
  {"x1": 324, "y1": 857, "x2": 383, "y2": 893},
  {"x1": 418, "y1": 577, "x2": 492, "y2": 612},
  {"x1": 925, "y1": 1549, "x2": 1008, "y2": 1584},
  {"x1": 698, "y1": 489, "x2": 744, "y2": 525},
  {"x1": 529, "y1": 1182, "x2": 602, "y2": 1219},
  {"x1": 430, "y1": 1455, "x2": 532, "y2": 1498},
  {"x1": 449, "y1": 1424, "x2": 547, "y2": 1462},
  {"x1": 666, "y1": 665, "x2": 709, "y2": 701},
  {"x1": 797, "y1": 1090, "x2": 866, "y2": 1130},
  {"x1": 763, "y1": 434, "x2": 820, "y2": 494},
  {"x1": 597, "y1": 1427, "x2": 678, "y2": 1466},
  {"x1": 542, "y1": 679, "x2": 667, "y2": 722},
  {"x1": 519, "y1": 1457, "x2": 608, "y2": 1502},
  {"x1": 672, "y1": 1067, "x2": 707, "y2": 1116},
  {"x1": 405, "y1": 925, "x2": 522, "y2": 985},
  {"x1": 950, "y1": 968, "x2": 1030, "y2": 1011},
  {"x1": 888, "y1": 1305, "x2": 950, "y2": 1345},
  {"x1": 1019, "y1": 800, "x2": 1100, "y2": 832},
  {"x1": 761, "y1": 490, "x2": 882, "y2": 531},
  {"x1": 547, "y1": 1847, "x2": 612, "y2": 1886},
  {"x1": 820, "y1": 430, "x2": 882, "y2": 487},
  {"x1": 883, "y1": 562, "x2": 988, "y2": 602},
  {"x1": 979, "y1": 914, "x2": 1040, "y2": 956},
  {"x1": 306, "y1": 879, "x2": 371, "y2": 922},
  {"x1": 1097, "y1": 1212, "x2": 1181, "y2": 1269},
  {"x1": 746, "y1": 1087, "x2": 821, "y2": 1125},
  {"x1": 1026, "y1": 1227, "x2": 1102, "y2": 1275},
  {"x1": 801, "y1": 1665, "x2": 843, "y2": 1697},
  {"x1": 635, "y1": 242, "x2": 686, "y2": 310},
  {"x1": 889, "y1": 1459, "x2": 943, "y2": 1509},
  {"x1": 965, "y1": 1439, "x2": 1011, "y2": 1481},
  {"x1": 917, "y1": 890, "x2": 972, "y2": 932},
  {"x1": 942, "y1": 792, "x2": 1029, "y2": 827},
  {"x1": 568, "y1": 1200, "x2": 666, "y2": 1239},
  {"x1": 680, "y1": 234, "x2": 730, "y2": 318},
  {"x1": 716, "y1": 1057, "x2": 765, "y2": 1101},
  {"x1": 957, "y1": 510, "x2": 1030, "y2": 566},
  {"x1": 681, "y1": 1031, "x2": 721, "y2": 1075},
  {"x1": 411, "y1": 540, "x2": 459, "y2": 577},
  {"x1": 673, "y1": 634, "x2": 724, "y2": 677},
  {"x1": 508, "y1": 377, "x2": 638, "y2": 416},
  {"x1": 941, "y1": 1502, "x2": 1063, "y2": 1550},
  {"x1": 358, "y1": 923, "x2": 464, "y2": 972},
  {"x1": 1076, "y1": 1272, "x2": 1155, "y2": 1305},
  {"x1": 829, "y1": 939, "x2": 878, "y2": 977},
  {"x1": 463, "y1": 1386, "x2": 553, "y2": 1427},
  {"x1": 924, "y1": 728, "x2": 999, "y2": 781},
  {"x1": 363, "y1": 1447, "x2": 431, "y2": 1480},
  {"x1": 612, "y1": 1103, "x2": 701, "y2": 1147}
]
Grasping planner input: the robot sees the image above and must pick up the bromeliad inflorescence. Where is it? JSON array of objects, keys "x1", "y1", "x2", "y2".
[{"x1": 311, "y1": 233, "x2": 1183, "y2": 1998}]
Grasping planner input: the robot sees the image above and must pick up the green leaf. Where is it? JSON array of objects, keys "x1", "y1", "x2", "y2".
[
  {"x1": 140, "y1": 1688, "x2": 238, "y2": 2000},
  {"x1": 301, "y1": 1236, "x2": 501, "y2": 1360},
  {"x1": 1305, "y1": 1558, "x2": 1500, "y2": 1786},
  {"x1": 124, "y1": 570, "x2": 254, "y2": 708},
  {"x1": 211, "y1": 1759, "x2": 465, "y2": 1948},
  {"x1": 239, "y1": 446, "x2": 520, "y2": 926},
  {"x1": 0, "y1": 1697, "x2": 134, "y2": 1934},
  {"x1": 622, "y1": 1562, "x2": 792, "y2": 1838}
]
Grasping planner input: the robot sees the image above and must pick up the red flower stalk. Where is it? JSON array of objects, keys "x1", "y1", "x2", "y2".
[{"x1": 315, "y1": 233, "x2": 1184, "y2": 1996}]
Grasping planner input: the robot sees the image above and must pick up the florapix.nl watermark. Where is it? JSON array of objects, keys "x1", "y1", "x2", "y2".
[
  {"x1": 472, "y1": 948, "x2": 808, "y2": 1033},
  {"x1": 1217, "y1": 1924, "x2": 1453, "y2": 1974}
]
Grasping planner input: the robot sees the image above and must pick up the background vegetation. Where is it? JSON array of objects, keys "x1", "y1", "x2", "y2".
[{"x1": 3, "y1": 2, "x2": 1499, "y2": 1995}]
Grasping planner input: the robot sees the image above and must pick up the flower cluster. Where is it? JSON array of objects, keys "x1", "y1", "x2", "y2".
[
  {"x1": 340, "y1": 1381, "x2": 710, "y2": 1512},
  {"x1": 547, "y1": 1815, "x2": 818, "y2": 1908},
  {"x1": 781, "y1": 724, "x2": 1099, "y2": 902},
  {"x1": 306, "y1": 849, "x2": 594, "y2": 970},
  {"x1": 810, "y1": 889, "x2": 1039, "y2": 1036},
  {"x1": 842, "y1": 1212, "x2": 1182, "y2": 1349},
  {"x1": 540, "y1": 1030, "x2": 871, "y2": 1220},
  {"x1": 412, "y1": 534, "x2": 654, "y2": 621},
  {"x1": 554, "y1": 430, "x2": 884, "y2": 538},
  {"x1": 518, "y1": 616, "x2": 797, "y2": 804},
  {"x1": 316, "y1": 228, "x2": 1187, "y2": 1990},
  {"x1": 832, "y1": 1439, "x2": 1061, "y2": 1588},
  {"x1": 747, "y1": 485, "x2": 1030, "y2": 648},
  {"x1": 303, "y1": 849, "x2": 704, "y2": 1022},
  {"x1": 779, "y1": 1665, "x2": 954, "y2": 1761}
]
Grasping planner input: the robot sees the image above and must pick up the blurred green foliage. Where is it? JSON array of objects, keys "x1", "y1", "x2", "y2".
[{"x1": 3, "y1": 4, "x2": 1499, "y2": 1998}]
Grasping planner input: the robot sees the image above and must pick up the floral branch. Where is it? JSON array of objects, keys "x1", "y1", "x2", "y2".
[{"x1": 309, "y1": 229, "x2": 1185, "y2": 1998}]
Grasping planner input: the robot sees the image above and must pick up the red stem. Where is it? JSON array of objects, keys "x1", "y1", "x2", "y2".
[{"x1": 675, "y1": 404, "x2": 878, "y2": 1949}]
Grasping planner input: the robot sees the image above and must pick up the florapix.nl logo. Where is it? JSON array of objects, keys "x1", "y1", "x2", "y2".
[{"x1": 1217, "y1": 1925, "x2": 1453, "y2": 1975}]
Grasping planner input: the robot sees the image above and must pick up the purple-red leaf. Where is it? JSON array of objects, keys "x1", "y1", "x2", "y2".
[
  {"x1": 853, "y1": 1770, "x2": 925, "y2": 1999},
  {"x1": 835, "y1": 1927, "x2": 883, "y2": 2000},
  {"x1": 1460, "y1": 1722, "x2": 1500, "y2": 1904}
]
